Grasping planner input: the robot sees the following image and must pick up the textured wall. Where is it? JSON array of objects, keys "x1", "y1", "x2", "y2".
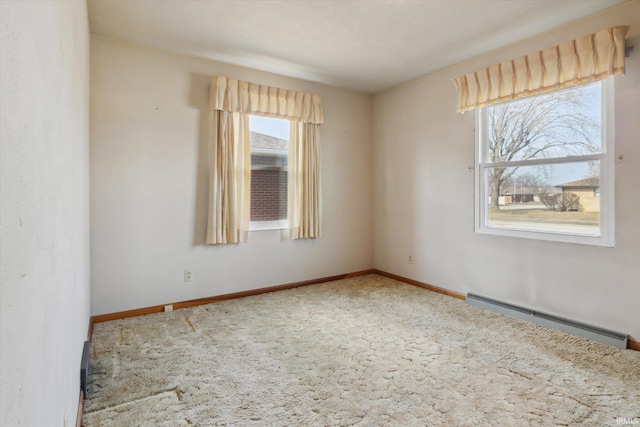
[
  {"x1": 90, "y1": 36, "x2": 373, "y2": 315},
  {"x1": 373, "y1": 2, "x2": 640, "y2": 340},
  {"x1": 0, "y1": 1, "x2": 91, "y2": 425}
]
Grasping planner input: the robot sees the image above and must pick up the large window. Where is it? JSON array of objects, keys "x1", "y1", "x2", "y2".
[
  {"x1": 476, "y1": 79, "x2": 614, "y2": 246},
  {"x1": 249, "y1": 115, "x2": 290, "y2": 230}
]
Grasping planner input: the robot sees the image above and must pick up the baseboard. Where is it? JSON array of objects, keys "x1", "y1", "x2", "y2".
[
  {"x1": 91, "y1": 269, "x2": 375, "y2": 324},
  {"x1": 373, "y1": 270, "x2": 466, "y2": 300},
  {"x1": 87, "y1": 317, "x2": 94, "y2": 341},
  {"x1": 629, "y1": 338, "x2": 640, "y2": 351},
  {"x1": 75, "y1": 390, "x2": 84, "y2": 427},
  {"x1": 91, "y1": 305, "x2": 170, "y2": 324}
]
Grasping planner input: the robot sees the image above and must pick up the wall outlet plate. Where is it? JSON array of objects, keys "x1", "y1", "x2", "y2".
[{"x1": 164, "y1": 304, "x2": 173, "y2": 312}]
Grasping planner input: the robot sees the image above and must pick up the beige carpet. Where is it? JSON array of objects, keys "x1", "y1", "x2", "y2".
[{"x1": 84, "y1": 275, "x2": 640, "y2": 426}]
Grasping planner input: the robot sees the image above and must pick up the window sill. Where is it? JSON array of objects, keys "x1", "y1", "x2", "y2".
[
  {"x1": 249, "y1": 220, "x2": 288, "y2": 231},
  {"x1": 476, "y1": 225, "x2": 614, "y2": 247}
]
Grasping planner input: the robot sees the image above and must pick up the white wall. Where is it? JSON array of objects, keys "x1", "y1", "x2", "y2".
[
  {"x1": 90, "y1": 37, "x2": 373, "y2": 315},
  {"x1": 373, "y1": 2, "x2": 640, "y2": 340},
  {"x1": 0, "y1": 1, "x2": 91, "y2": 426}
]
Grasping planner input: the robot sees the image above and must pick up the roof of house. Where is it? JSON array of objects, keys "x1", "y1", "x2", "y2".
[
  {"x1": 250, "y1": 131, "x2": 288, "y2": 151},
  {"x1": 556, "y1": 177, "x2": 600, "y2": 189},
  {"x1": 502, "y1": 187, "x2": 540, "y2": 196}
]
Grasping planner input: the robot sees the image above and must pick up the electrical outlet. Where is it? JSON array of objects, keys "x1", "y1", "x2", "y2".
[
  {"x1": 184, "y1": 270, "x2": 192, "y2": 282},
  {"x1": 408, "y1": 256, "x2": 413, "y2": 264},
  {"x1": 164, "y1": 304, "x2": 173, "y2": 312}
]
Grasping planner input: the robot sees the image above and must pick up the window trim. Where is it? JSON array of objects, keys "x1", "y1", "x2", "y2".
[
  {"x1": 249, "y1": 220, "x2": 288, "y2": 231},
  {"x1": 474, "y1": 79, "x2": 615, "y2": 247}
]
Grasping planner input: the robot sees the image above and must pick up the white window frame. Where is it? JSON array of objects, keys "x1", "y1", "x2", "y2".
[
  {"x1": 249, "y1": 219, "x2": 288, "y2": 231},
  {"x1": 475, "y1": 79, "x2": 615, "y2": 247}
]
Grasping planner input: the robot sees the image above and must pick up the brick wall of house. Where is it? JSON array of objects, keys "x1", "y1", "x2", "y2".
[{"x1": 251, "y1": 154, "x2": 288, "y2": 221}]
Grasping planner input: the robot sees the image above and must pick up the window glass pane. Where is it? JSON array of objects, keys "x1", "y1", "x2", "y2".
[
  {"x1": 485, "y1": 162, "x2": 600, "y2": 236},
  {"x1": 249, "y1": 116, "x2": 289, "y2": 223},
  {"x1": 250, "y1": 166, "x2": 288, "y2": 221},
  {"x1": 486, "y1": 83, "x2": 601, "y2": 162}
]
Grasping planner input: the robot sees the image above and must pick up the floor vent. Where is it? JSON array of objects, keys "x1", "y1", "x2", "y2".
[
  {"x1": 81, "y1": 340, "x2": 90, "y2": 398},
  {"x1": 466, "y1": 293, "x2": 628, "y2": 349}
]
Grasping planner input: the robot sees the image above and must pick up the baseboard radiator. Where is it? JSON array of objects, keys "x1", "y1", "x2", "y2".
[
  {"x1": 466, "y1": 293, "x2": 628, "y2": 349},
  {"x1": 80, "y1": 341, "x2": 90, "y2": 398}
]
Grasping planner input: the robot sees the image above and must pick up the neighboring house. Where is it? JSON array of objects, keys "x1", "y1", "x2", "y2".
[
  {"x1": 250, "y1": 131, "x2": 288, "y2": 152},
  {"x1": 556, "y1": 177, "x2": 600, "y2": 212},
  {"x1": 250, "y1": 132, "x2": 289, "y2": 222},
  {"x1": 502, "y1": 187, "x2": 540, "y2": 204}
]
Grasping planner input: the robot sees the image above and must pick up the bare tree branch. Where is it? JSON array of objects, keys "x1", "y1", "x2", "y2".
[{"x1": 486, "y1": 86, "x2": 599, "y2": 210}]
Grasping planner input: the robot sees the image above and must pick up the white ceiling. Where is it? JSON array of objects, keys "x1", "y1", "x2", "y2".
[{"x1": 88, "y1": 0, "x2": 627, "y2": 93}]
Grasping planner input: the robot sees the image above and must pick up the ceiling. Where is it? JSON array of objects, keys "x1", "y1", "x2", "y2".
[{"x1": 88, "y1": 0, "x2": 627, "y2": 93}]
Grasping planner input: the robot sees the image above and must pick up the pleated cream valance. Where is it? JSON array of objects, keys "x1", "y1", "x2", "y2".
[
  {"x1": 454, "y1": 26, "x2": 629, "y2": 113},
  {"x1": 209, "y1": 76, "x2": 324, "y2": 124}
]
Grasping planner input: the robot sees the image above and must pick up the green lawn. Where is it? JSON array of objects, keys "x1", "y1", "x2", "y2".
[{"x1": 489, "y1": 208, "x2": 599, "y2": 226}]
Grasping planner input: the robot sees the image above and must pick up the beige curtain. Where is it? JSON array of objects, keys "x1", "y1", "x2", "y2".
[
  {"x1": 288, "y1": 122, "x2": 322, "y2": 240},
  {"x1": 454, "y1": 26, "x2": 629, "y2": 113},
  {"x1": 206, "y1": 111, "x2": 251, "y2": 245},
  {"x1": 210, "y1": 77, "x2": 323, "y2": 124},
  {"x1": 206, "y1": 76, "x2": 323, "y2": 244}
]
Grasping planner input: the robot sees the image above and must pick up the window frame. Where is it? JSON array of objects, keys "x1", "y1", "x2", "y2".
[
  {"x1": 248, "y1": 116, "x2": 290, "y2": 232},
  {"x1": 474, "y1": 79, "x2": 615, "y2": 247}
]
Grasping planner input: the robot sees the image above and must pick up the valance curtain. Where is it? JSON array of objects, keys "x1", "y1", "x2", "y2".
[
  {"x1": 454, "y1": 26, "x2": 629, "y2": 113},
  {"x1": 206, "y1": 76, "x2": 323, "y2": 245},
  {"x1": 210, "y1": 77, "x2": 324, "y2": 124}
]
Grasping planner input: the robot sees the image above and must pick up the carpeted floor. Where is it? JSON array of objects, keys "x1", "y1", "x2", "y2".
[{"x1": 84, "y1": 274, "x2": 640, "y2": 426}]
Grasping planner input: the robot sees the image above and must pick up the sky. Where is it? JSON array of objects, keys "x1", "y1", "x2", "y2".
[
  {"x1": 488, "y1": 81, "x2": 603, "y2": 187},
  {"x1": 250, "y1": 115, "x2": 290, "y2": 140}
]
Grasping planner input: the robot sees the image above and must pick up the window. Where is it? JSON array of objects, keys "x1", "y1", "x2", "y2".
[
  {"x1": 249, "y1": 115, "x2": 290, "y2": 230},
  {"x1": 476, "y1": 79, "x2": 614, "y2": 246}
]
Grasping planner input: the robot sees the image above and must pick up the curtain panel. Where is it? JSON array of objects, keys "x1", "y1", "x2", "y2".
[
  {"x1": 454, "y1": 26, "x2": 629, "y2": 113},
  {"x1": 288, "y1": 122, "x2": 322, "y2": 239},
  {"x1": 206, "y1": 76, "x2": 324, "y2": 244},
  {"x1": 206, "y1": 111, "x2": 251, "y2": 245}
]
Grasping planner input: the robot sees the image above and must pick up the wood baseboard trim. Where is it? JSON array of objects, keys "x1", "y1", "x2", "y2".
[
  {"x1": 92, "y1": 305, "x2": 167, "y2": 324},
  {"x1": 629, "y1": 338, "x2": 640, "y2": 351},
  {"x1": 171, "y1": 269, "x2": 374, "y2": 310},
  {"x1": 76, "y1": 390, "x2": 84, "y2": 427},
  {"x1": 91, "y1": 269, "x2": 375, "y2": 324},
  {"x1": 88, "y1": 317, "x2": 94, "y2": 341},
  {"x1": 373, "y1": 269, "x2": 466, "y2": 301}
]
